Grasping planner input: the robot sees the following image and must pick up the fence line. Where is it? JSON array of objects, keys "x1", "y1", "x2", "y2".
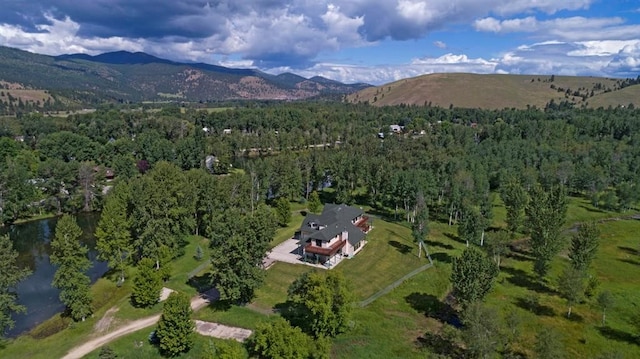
[{"x1": 358, "y1": 255, "x2": 434, "y2": 307}]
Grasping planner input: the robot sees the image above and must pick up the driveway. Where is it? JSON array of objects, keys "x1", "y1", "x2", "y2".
[{"x1": 264, "y1": 238, "x2": 326, "y2": 269}]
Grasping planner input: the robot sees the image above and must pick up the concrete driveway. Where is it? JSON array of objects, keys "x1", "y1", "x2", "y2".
[{"x1": 264, "y1": 238, "x2": 326, "y2": 269}]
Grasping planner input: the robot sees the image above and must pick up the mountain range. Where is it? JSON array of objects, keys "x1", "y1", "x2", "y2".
[{"x1": 0, "y1": 46, "x2": 370, "y2": 108}]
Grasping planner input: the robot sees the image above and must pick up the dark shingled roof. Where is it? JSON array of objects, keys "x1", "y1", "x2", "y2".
[{"x1": 298, "y1": 204, "x2": 366, "y2": 246}]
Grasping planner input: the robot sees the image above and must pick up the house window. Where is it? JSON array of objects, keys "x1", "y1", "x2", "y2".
[
  {"x1": 315, "y1": 239, "x2": 322, "y2": 247},
  {"x1": 354, "y1": 241, "x2": 361, "y2": 250}
]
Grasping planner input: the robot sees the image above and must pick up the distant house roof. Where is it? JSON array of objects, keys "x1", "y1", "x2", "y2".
[{"x1": 299, "y1": 204, "x2": 366, "y2": 246}]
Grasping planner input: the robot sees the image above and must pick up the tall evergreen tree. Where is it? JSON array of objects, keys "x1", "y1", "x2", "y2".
[
  {"x1": 156, "y1": 292, "x2": 194, "y2": 357},
  {"x1": 50, "y1": 215, "x2": 92, "y2": 321},
  {"x1": 0, "y1": 234, "x2": 31, "y2": 337},
  {"x1": 96, "y1": 182, "x2": 132, "y2": 283}
]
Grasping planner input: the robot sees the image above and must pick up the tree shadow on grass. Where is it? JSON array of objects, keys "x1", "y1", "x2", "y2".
[
  {"x1": 388, "y1": 240, "x2": 412, "y2": 254},
  {"x1": 514, "y1": 297, "x2": 555, "y2": 317},
  {"x1": 443, "y1": 232, "x2": 466, "y2": 245},
  {"x1": 431, "y1": 252, "x2": 453, "y2": 264},
  {"x1": 502, "y1": 266, "x2": 555, "y2": 295},
  {"x1": 618, "y1": 246, "x2": 638, "y2": 256},
  {"x1": 187, "y1": 272, "x2": 212, "y2": 293},
  {"x1": 619, "y1": 258, "x2": 640, "y2": 266},
  {"x1": 506, "y1": 251, "x2": 532, "y2": 262},
  {"x1": 597, "y1": 326, "x2": 638, "y2": 346},
  {"x1": 565, "y1": 312, "x2": 585, "y2": 323},
  {"x1": 417, "y1": 331, "x2": 465, "y2": 358},
  {"x1": 580, "y1": 205, "x2": 607, "y2": 213},
  {"x1": 425, "y1": 239, "x2": 454, "y2": 250},
  {"x1": 405, "y1": 292, "x2": 460, "y2": 327}
]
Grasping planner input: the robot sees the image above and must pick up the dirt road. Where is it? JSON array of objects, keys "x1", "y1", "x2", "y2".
[{"x1": 61, "y1": 293, "x2": 240, "y2": 359}]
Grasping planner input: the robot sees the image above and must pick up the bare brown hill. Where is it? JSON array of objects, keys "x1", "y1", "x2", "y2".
[{"x1": 346, "y1": 73, "x2": 639, "y2": 109}]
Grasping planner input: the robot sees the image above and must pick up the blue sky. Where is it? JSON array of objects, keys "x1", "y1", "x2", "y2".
[{"x1": 0, "y1": 1, "x2": 638, "y2": 84}]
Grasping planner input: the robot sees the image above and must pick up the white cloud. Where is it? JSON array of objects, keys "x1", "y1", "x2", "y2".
[{"x1": 433, "y1": 40, "x2": 447, "y2": 48}]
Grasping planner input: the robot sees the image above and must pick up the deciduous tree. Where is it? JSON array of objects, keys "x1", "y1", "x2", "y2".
[
  {"x1": 248, "y1": 317, "x2": 311, "y2": 359},
  {"x1": 131, "y1": 258, "x2": 162, "y2": 308},
  {"x1": 286, "y1": 271, "x2": 355, "y2": 338},
  {"x1": 526, "y1": 184, "x2": 568, "y2": 280},
  {"x1": 500, "y1": 177, "x2": 528, "y2": 236},
  {"x1": 156, "y1": 292, "x2": 194, "y2": 357},
  {"x1": 450, "y1": 247, "x2": 499, "y2": 308},
  {"x1": 568, "y1": 221, "x2": 600, "y2": 273},
  {"x1": 558, "y1": 266, "x2": 584, "y2": 318},
  {"x1": 596, "y1": 291, "x2": 615, "y2": 326}
]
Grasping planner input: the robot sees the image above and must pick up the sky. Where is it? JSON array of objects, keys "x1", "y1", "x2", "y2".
[{"x1": 0, "y1": 0, "x2": 639, "y2": 85}]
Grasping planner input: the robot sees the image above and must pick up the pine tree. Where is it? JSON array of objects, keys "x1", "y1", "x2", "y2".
[
  {"x1": 156, "y1": 292, "x2": 194, "y2": 357},
  {"x1": 50, "y1": 215, "x2": 92, "y2": 321},
  {"x1": 96, "y1": 183, "x2": 132, "y2": 283},
  {"x1": 0, "y1": 234, "x2": 31, "y2": 337}
]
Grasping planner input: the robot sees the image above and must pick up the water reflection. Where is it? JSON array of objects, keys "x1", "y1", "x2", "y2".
[{"x1": 1, "y1": 213, "x2": 108, "y2": 337}]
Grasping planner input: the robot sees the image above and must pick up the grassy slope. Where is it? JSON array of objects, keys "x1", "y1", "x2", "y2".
[
  {"x1": 347, "y1": 73, "x2": 637, "y2": 110},
  {"x1": 587, "y1": 85, "x2": 640, "y2": 108}
]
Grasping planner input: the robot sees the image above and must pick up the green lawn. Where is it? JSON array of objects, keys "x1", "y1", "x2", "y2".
[
  {"x1": 339, "y1": 219, "x2": 429, "y2": 299},
  {"x1": 252, "y1": 262, "x2": 317, "y2": 311},
  {"x1": 82, "y1": 329, "x2": 248, "y2": 359},
  {"x1": 270, "y1": 211, "x2": 305, "y2": 248}
]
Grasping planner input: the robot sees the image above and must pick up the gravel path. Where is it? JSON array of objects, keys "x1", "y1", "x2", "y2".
[{"x1": 61, "y1": 291, "x2": 244, "y2": 359}]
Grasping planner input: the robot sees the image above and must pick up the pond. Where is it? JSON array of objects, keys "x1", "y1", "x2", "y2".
[{"x1": 2, "y1": 213, "x2": 108, "y2": 337}]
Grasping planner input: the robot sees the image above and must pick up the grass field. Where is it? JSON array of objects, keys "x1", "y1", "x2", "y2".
[
  {"x1": 347, "y1": 73, "x2": 637, "y2": 110},
  {"x1": 83, "y1": 329, "x2": 249, "y2": 359}
]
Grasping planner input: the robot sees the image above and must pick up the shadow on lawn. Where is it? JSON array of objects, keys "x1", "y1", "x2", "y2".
[
  {"x1": 443, "y1": 232, "x2": 466, "y2": 245},
  {"x1": 618, "y1": 246, "x2": 639, "y2": 256},
  {"x1": 431, "y1": 252, "x2": 453, "y2": 264},
  {"x1": 405, "y1": 292, "x2": 460, "y2": 326},
  {"x1": 597, "y1": 326, "x2": 639, "y2": 345},
  {"x1": 425, "y1": 239, "x2": 455, "y2": 250},
  {"x1": 514, "y1": 296, "x2": 555, "y2": 317},
  {"x1": 388, "y1": 240, "x2": 412, "y2": 254},
  {"x1": 579, "y1": 204, "x2": 607, "y2": 213},
  {"x1": 502, "y1": 266, "x2": 555, "y2": 295},
  {"x1": 619, "y1": 258, "x2": 640, "y2": 266}
]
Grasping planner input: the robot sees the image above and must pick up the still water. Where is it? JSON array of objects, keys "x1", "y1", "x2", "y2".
[{"x1": 2, "y1": 213, "x2": 108, "y2": 337}]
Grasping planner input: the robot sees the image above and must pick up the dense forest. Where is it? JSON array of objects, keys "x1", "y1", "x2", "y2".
[{"x1": 1, "y1": 103, "x2": 639, "y2": 226}]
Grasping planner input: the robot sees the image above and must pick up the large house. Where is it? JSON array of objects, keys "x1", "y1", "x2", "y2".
[{"x1": 298, "y1": 204, "x2": 371, "y2": 267}]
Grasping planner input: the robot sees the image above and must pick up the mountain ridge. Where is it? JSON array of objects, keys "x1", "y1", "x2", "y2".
[{"x1": 0, "y1": 46, "x2": 370, "y2": 111}]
